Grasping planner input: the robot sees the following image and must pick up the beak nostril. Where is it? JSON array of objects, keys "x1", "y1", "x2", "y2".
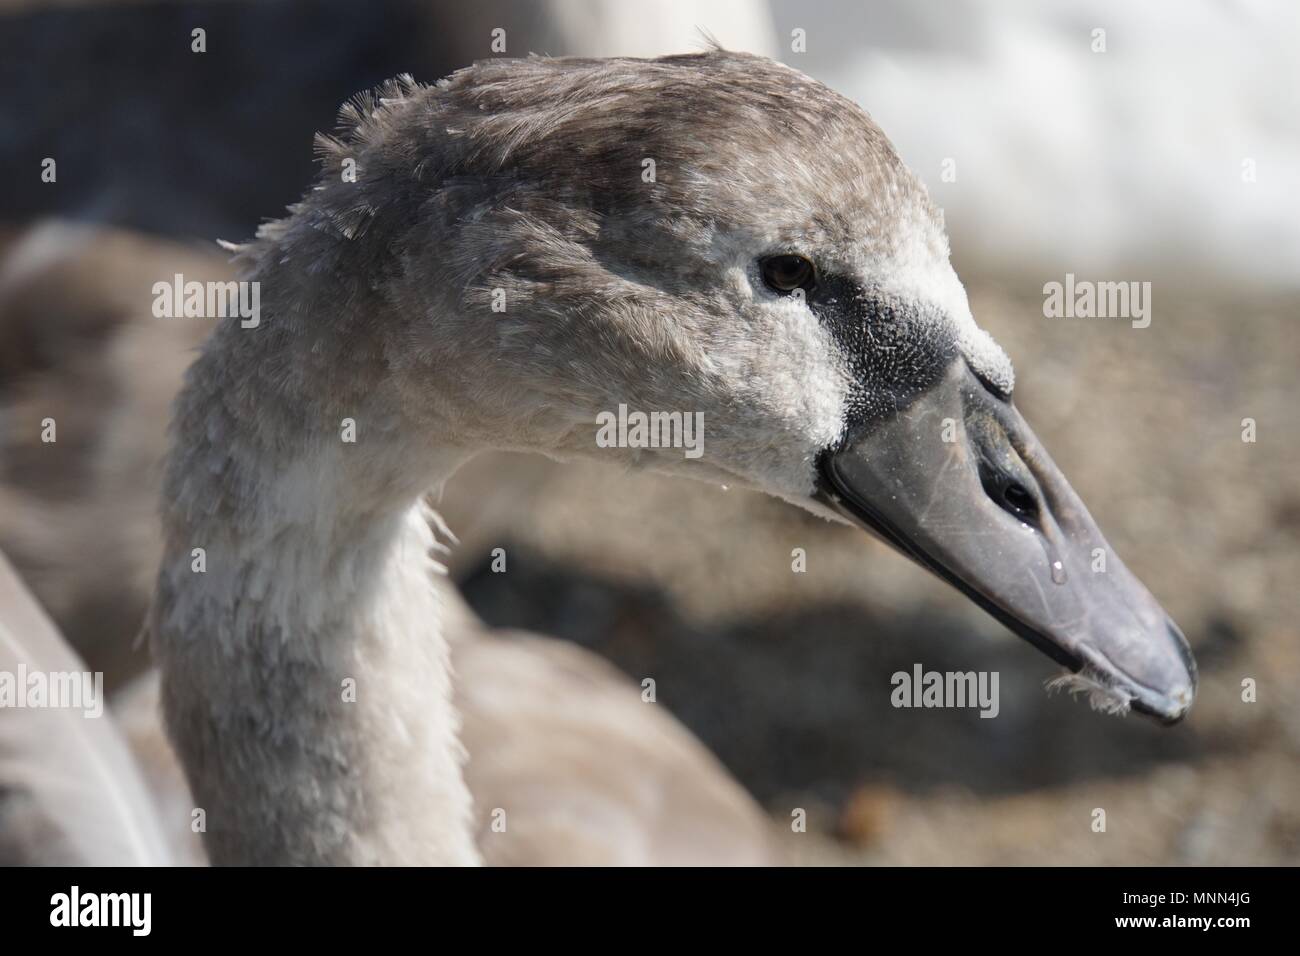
[
  {"x1": 1002, "y1": 482, "x2": 1037, "y2": 516},
  {"x1": 977, "y1": 457, "x2": 1041, "y2": 523}
]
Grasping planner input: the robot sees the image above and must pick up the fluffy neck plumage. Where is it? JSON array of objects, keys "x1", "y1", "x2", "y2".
[{"x1": 151, "y1": 308, "x2": 480, "y2": 865}]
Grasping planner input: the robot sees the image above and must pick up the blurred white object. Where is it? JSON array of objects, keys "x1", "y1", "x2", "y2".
[
  {"x1": 771, "y1": 0, "x2": 1300, "y2": 288},
  {"x1": 544, "y1": 0, "x2": 779, "y2": 58},
  {"x1": 0, "y1": 548, "x2": 171, "y2": 866}
]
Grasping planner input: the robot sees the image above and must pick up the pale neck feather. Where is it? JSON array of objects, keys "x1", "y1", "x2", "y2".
[{"x1": 152, "y1": 321, "x2": 480, "y2": 865}]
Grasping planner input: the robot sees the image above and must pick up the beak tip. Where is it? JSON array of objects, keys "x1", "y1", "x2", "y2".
[
  {"x1": 1139, "y1": 681, "x2": 1195, "y2": 725},
  {"x1": 1155, "y1": 618, "x2": 1198, "y2": 724}
]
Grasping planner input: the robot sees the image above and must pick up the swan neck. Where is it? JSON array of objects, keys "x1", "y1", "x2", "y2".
[{"x1": 152, "y1": 339, "x2": 479, "y2": 865}]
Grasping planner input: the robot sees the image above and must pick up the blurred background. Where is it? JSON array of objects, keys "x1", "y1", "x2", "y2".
[{"x1": 0, "y1": 0, "x2": 1297, "y2": 864}]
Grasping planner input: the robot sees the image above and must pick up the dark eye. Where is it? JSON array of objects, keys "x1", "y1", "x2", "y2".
[{"x1": 760, "y1": 254, "x2": 816, "y2": 294}]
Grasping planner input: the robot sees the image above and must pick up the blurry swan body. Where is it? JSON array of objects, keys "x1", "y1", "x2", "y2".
[
  {"x1": 118, "y1": 594, "x2": 777, "y2": 867},
  {"x1": 0, "y1": 221, "x2": 775, "y2": 865},
  {"x1": 0, "y1": 223, "x2": 216, "y2": 687},
  {"x1": 0, "y1": 536, "x2": 772, "y2": 866},
  {"x1": 0, "y1": 548, "x2": 170, "y2": 866},
  {"x1": 151, "y1": 51, "x2": 1194, "y2": 865}
]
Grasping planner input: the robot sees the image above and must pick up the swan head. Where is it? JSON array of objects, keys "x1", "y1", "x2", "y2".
[{"x1": 256, "y1": 51, "x2": 1195, "y2": 721}]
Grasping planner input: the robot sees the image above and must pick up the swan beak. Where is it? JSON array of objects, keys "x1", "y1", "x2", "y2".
[{"x1": 816, "y1": 358, "x2": 1197, "y2": 723}]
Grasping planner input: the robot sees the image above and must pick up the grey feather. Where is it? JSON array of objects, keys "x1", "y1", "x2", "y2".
[{"x1": 1046, "y1": 668, "x2": 1134, "y2": 717}]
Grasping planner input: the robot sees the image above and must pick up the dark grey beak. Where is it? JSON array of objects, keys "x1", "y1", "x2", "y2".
[{"x1": 817, "y1": 359, "x2": 1196, "y2": 723}]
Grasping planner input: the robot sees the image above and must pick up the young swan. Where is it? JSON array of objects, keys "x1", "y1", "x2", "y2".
[{"x1": 151, "y1": 51, "x2": 1195, "y2": 865}]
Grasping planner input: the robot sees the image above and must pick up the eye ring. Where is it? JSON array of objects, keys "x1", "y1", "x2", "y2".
[{"x1": 760, "y1": 254, "x2": 817, "y2": 295}]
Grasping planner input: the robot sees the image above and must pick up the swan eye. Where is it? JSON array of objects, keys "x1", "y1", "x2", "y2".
[{"x1": 760, "y1": 254, "x2": 816, "y2": 294}]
